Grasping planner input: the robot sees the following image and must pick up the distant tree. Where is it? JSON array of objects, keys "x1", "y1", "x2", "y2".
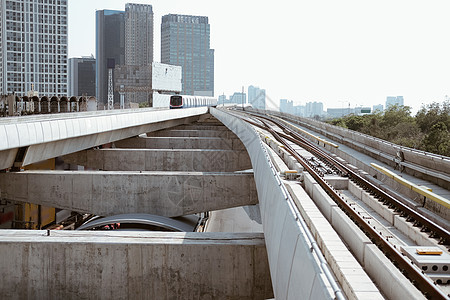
[
  {"x1": 422, "y1": 121, "x2": 450, "y2": 156},
  {"x1": 139, "y1": 102, "x2": 149, "y2": 108},
  {"x1": 415, "y1": 100, "x2": 450, "y2": 134},
  {"x1": 326, "y1": 103, "x2": 450, "y2": 156}
]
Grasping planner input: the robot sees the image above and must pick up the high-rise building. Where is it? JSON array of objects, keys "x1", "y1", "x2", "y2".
[
  {"x1": 161, "y1": 14, "x2": 214, "y2": 96},
  {"x1": 123, "y1": 3, "x2": 153, "y2": 104},
  {"x1": 248, "y1": 85, "x2": 266, "y2": 110},
  {"x1": 0, "y1": 0, "x2": 68, "y2": 96},
  {"x1": 125, "y1": 3, "x2": 153, "y2": 66},
  {"x1": 280, "y1": 99, "x2": 293, "y2": 113},
  {"x1": 96, "y1": 4, "x2": 154, "y2": 106},
  {"x1": 230, "y1": 92, "x2": 246, "y2": 105},
  {"x1": 96, "y1": 9, "x2": 125, "y2": 105},
  {"x1": 68, "y1": 56, "x2": 96, "y2": 97},
  {"x1": 306, "y1": 101, "x2": 324, "y2": 117},
  {"x1": 373, "y1": 104, "x2": 383, "y2": 112},
  {"x1": 386, "y1": 96, "x2": 404, "y2": 108}
]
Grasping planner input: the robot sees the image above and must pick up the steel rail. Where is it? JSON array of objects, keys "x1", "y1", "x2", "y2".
[
  {"x1": 246, "y1": 110, "x2": 450, "y2": 246},
  {"x1": 236, "y1": 110, "x2": 449, "y2": 299}
]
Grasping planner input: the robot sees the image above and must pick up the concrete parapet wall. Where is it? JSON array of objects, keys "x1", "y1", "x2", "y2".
[
  {"x1": 0, "y1": 170, "x2": 257, "y2": 217},
  {"x1": 0, "y1": 231, "x2": 273, "y2": 299},
  {"x1": 211, "y1": 108, "x2": 338, "y2": 299},
  {"x1": 62, "y1": 148, "x2": 252, "y2": 172}
]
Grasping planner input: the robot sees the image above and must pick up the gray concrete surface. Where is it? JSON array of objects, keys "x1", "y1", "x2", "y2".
[
  {"x1": 0, "y1": 170, "x2": 258, "y2": 217},
  {"x1": 212, "y1": 108, "x2": 339, "y2": 300},
  {"x1": 62, "y1": 148, "x2": 252, "y2": 172},
  {"x1": 206, "y1": 205, "x2": 263, "y2": 233},
  {"x1": 0, "y1": 231, "x2": 273, "y2": 299},
  {"x1": 147, "y1": 129, "x2": 238, "y2": 139},
  {"x1": 0, "y1": 108, "x2": 209, "y2": 169},
  {"x1": 303, "y1": 172, "x2": 425, "y2": 299},
  {"x1": 115, "y1": 136, "x2": 246, "y2": 150}
]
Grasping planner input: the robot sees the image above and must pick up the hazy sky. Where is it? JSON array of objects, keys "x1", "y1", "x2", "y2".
[{"x1": 68, "y1": 0, "x2": 450, "y2": 112}]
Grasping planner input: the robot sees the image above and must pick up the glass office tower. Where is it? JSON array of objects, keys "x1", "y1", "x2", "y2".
[
  {"x1": 96, "y1": 9, "x2": 125, "y2": 105},
  {"x1": 0, "y1": 0, "x2": 68, "y2": 96},
  {"x1": 161, "y1": 14, "x2": 214, "y2": 96}
]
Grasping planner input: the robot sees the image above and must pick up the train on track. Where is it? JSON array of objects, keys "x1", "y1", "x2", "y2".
[{"x1": 169, "y1": 95, "x2": 217, "y2": 109}]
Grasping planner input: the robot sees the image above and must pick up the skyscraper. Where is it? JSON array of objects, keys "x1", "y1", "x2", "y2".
[
  {"x1": 386, "y1": 96, "x2": 404, "y2": 108},
  {"x1": 248, "y1": 85, "x2": 266, "y2": 110},
  {"x1": 161, "y1": 14, "x2": 214, "y2": 96},
  {"x1": 0, "y1": 0, "x2": 68, "y2": 96},
  {"x1": 123, "y1": 3, "x2": 153, "y2": 104},
  {"x1": 125, "y1": 3, "x2": 153, "y2": 66},
  {"x1": 68, "y1": 56, "x2": 96, "y2": 97},
  {"x1": 96, "y1": 4, "x2": 154, "y2": 106},
  {"x1": 96, "y1": 9, "x2": 125, "y2": 105}
]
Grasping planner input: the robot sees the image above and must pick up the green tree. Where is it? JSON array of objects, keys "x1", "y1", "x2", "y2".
[
  {"x1": 422, "y1": 122, "x2": 450, "y2": 156},
  {"x1": 415, "y1": 100, "x2": 450, "y2": 134}
]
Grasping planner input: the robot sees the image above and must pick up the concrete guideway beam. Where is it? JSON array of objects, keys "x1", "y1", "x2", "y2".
[
  {"x1": 0, "y1": 107, "x2": 207, "y2": 169},
  {"x1": 0, "y1": 170, "x2": 258, "y2": 217},
  {"x1": 115, "y1": 136, "x2": 246, "y2": 150},
  {"x1": 62, "y1": 148, "x2": 252, "y2": 172},
  {"x1": 211, "y1": 108, "x2": 343, "y2": 299},
  {"x1": 0, "y1": 231, "x2": 273, "y2": 299}
]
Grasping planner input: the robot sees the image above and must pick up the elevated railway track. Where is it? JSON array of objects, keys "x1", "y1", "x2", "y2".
[{"x1": 227, "y1": 107, "x2": 450, "y2": 299}]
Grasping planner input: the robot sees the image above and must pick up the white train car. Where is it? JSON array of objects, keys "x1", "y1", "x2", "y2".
[{"x1": 170, "y1": 95, "x2": 217, "y2": 109}]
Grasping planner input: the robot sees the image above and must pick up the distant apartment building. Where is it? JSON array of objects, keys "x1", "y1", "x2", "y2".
[
  {"x1": 218, "y1": 94, "x2": 227, "y2": 105},
  {"x1": 161, "y1": 14, "x2": 214, "y2": 96},
  {"x1": 373, "y1": 104, "x2": 383, "y2": 112},
  {"x1": 248, "y1": 85, "x2": 265, "y2": 110},
  {"x1": 280, "y1": 99, "x2": 293, "y2": 113},
  {"x1": 68, "y1": 56, "x2": 96, "y2": 97},
  {"x1": 0, "y1": 0, "x2": 68, "y2": 96},
  {"x1": 230, "y1": 92, "x2": 246, "y2": 105},
  {"x1": 305, "y1": 101, "x2": 324, "y2": 117},
  {"x1": 386, "y1": 96, "x2": 404, "y2": 108}
]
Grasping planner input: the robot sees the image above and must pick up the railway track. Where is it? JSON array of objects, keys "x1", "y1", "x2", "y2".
[{"x1": 230, "y1": 108, "x2": 450, "y2": 299}]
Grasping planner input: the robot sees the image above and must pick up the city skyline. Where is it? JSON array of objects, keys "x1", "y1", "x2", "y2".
[{"x1": 71, "y1": 1, "x2": 450, "y2": 112}]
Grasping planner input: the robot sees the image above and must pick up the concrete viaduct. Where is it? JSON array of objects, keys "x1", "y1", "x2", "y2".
[{"x1": 0, "y1": 106, "x2": 448, "y2": 299}]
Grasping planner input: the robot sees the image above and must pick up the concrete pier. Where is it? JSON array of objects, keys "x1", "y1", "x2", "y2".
[
  {"x1": 0, "y1": 170, "x2": 258, "y2": 217},
  {"x1": 62, "y1": 148, "x2": 252, "y2": 172},
  {"x1": 0, "y1": 231, "x2": 273, "y2": 299}
]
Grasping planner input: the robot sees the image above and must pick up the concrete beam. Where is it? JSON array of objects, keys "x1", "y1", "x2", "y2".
[
  {"x1": 147, "y1": 129, "x2": 238, "y2": 139},
  {"x1": 62, "y1": 148, "x2": 252, "y2": 172},
  {"x1": 0, "y1": 170, "x2": 258, "y2": 217},
  {"x1": 115, "y1": 136, "x2": 246, "y2": 150},
  {"x1": 0, "y1": 231, "x2": 273, "y2": 299}
]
